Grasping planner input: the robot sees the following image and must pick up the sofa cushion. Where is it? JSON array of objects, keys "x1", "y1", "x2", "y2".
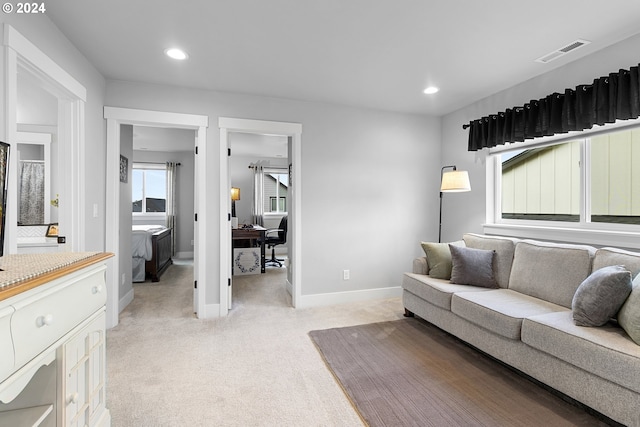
[
  {"x1": 419, "y1": 240, "x2": 465, "y2": 279},
  {"x1": 402, "y1": 273, "x2": 494, "y2": 310},
  {"x1": 618, "y1": 273, "x2": 640, "y2": 345},
  {"x1": 593, "y1": 247, "x2": 640, "y2": 278},
  {"x1": 508, "y1": 240, "x2": 595, "y2": 308},
  {"x1": 412, "y1": 256, "x2": 428, "y2": 275},
  {"x1": 463, "y1": 233, "x2": 518, "y2": 288},
  {"x1": 451, "y1": 289, "x2": 568, "y2": 340},
  {"x1": 522, "y1": 311, "x2": 640, "y2": 395},
  {"x1": 572, "y1": 265, "x2": 632, "y2": 327},
  {"x1": 449, "y1": 245, "x2": 497, "y2": 288}
]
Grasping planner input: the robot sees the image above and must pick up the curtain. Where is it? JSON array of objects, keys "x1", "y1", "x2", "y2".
[
  {"x1": 466, "y1": 63, "x2": 640, "y2": 151},
  {"x1": 19, "y1": 161, "x2": 45, "y2": 224},
  {"x1": 251, "y1": 164, "x2": 265, "y2": 226},
  {"x1": 166, "y1": 161, "x2": 178, "y2": 256}
]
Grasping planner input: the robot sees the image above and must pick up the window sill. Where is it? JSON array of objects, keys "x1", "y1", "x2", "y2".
[{"x1": 483, "y1": 223, "x2": 640, "y2": 250}]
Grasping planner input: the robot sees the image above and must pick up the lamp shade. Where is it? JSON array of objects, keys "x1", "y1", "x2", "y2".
[
  {"x1": 231, "y1": 187, "x2": 241, "y2": 201},
  {"x1": 440, "y1": 170, "x2": 471, "y2": 192}
]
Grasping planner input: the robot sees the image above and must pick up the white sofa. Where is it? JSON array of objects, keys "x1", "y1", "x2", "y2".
[{"x1": 402, "y1": 233, "x2": 640, "y2": 427}]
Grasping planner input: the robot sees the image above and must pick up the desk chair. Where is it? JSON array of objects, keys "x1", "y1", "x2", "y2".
[{"x1": 265, "y1": 216, "x2": 287, "y2": 267}]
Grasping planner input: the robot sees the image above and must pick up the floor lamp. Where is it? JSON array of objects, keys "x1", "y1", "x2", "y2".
[{"x1": 439, "y1": 165, "x2": 471, "y2": 243}]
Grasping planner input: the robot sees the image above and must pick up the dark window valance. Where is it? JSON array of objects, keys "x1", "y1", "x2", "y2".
[{"x1": 464, "y1": 63, "x2": 640, "y2": 151}]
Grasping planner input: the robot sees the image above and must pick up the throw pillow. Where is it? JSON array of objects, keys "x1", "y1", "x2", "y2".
[
  {"x1": 618, "y1": 273, "x2": 640, "y2": 345},
  {"x1": 449, "y1": 245, "x2": 497, "y2": 288},
  {"x1": 572, "y1": 265, "x2": 632, "y2": 327},
  {"x1": 420, "y1": 242, "x2": 453, "y2": 279}
]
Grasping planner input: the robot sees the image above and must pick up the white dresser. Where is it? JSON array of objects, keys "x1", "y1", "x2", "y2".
[{"x1": 0, "y1": 252, "x2": 112, "y2": 427}]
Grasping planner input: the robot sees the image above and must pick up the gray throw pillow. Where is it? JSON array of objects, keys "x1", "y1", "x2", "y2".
[
  {"x1": 449, "y1": 245, "x2": 497, "y2": 288},
  {"x1": 420, "y1": 242, "x2": 453, "y2": 279},
  {"x1": 618, "y1": 273, "x2": 640, "y2": 345},
  {"x1": 572, "y1": 265, "x2": 633, "y2": 327}
]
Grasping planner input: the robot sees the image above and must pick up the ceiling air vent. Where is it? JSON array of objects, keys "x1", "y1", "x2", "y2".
[{"x1": 535, "y1": 39, "x2": 591, "y2": 64}]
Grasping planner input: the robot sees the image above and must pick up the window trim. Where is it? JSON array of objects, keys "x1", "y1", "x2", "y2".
[{"x1": 485, "y1": 118, "x2": 640, "y2": 249}]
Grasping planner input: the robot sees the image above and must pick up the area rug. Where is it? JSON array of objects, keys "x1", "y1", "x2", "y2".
[{"x1": 309, "y1": 318, "x2": 610, "y2": 427}]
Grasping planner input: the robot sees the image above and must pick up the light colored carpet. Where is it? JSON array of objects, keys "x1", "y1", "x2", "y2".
[
  {"x1": 106, "y1": 262, "x2": 404, "y2": 426},
  {"x1": 310, "y1": 319, "x2": 609, "y2": 427}
]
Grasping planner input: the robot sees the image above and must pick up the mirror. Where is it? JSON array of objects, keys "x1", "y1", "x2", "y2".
[{"x1": 0, "y1": 142, "x2": 9, "y2": 257}]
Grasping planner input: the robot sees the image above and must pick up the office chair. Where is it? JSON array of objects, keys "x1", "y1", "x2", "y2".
[{"x1": 264, "y1": 215, "x2": 287, "y2": 267}]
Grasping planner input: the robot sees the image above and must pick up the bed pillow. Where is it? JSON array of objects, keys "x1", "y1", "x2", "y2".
[
  {"x1": 618, "y1": 273, "x2": 640, "y2": 345},
  {"x1": 449, "y1": 245, "x2": 497, "y2": 288},
  {"x1": 420, "y1": 242, "x2": 453, "y2": 279},
  {"x1": 572, "y1": 265, "x2": 633, "y2": 327}
]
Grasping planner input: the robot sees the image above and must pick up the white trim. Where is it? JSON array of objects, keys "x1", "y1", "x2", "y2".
[
  {"x1": 219, "y1": 118, "x2": 302, "y2": 316},
  {"x1": 3, "y1": 25, "x2": 86, "y2": 101},
  {"x1": 118, "y1": 288, "x2": 134, "y2": 313},
  {"x1": 174, "y1": 251, "x2": 194, "y2": 259},
  {"x1": 202, "y1": 303, "x2": 221, "y2": 318},
  {"x1": 297, "y1": 286, "x2": 402, "y2": 309},
  {"x1": 2, "y1": 25, "x2": 86, "y2": 255},
  {"x1": 104, "y1": 107, "x2": 208, "y2": 328},
  {"x1": 483, "y1": 223, "x2": 640, "y2": 250}
]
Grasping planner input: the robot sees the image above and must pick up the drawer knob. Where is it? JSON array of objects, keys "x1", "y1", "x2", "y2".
[
  {"x1": 69, "y1": 392, "x2": 79, "y2": 404},
  {"x1": 92, "y1": 285, "x2": 103, "y2": 294},
  {"x1": 36, "y1": 314, "x2": 54, "y2": 327}
]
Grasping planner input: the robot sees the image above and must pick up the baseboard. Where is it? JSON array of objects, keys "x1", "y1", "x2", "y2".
[
  {"x1": 119, "y1": 288, "x2": 134, "y2": 313},
  {"x1": 175, "y1": 251, "x2": 194, "y2": 259},
  {"x1": 285, "y1": 279, "x2": 293, "y2": 296},
  {"x1": 197, "y1": 303, "x2": 221, "y2": 319},
  {"x1": 297, "y1": 286, "x2": 402, "y2": 308}
]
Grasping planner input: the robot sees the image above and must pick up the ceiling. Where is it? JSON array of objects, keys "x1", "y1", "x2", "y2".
[{"x1": 47, "y1": 1, "x2": 640, "y2": 117}]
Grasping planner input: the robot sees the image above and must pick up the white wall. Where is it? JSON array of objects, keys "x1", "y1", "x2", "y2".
[
  {"x1": 440, "y1": 33, "x2": 640, "y2": 242},
  {"x1": 119, "y1": 125, "x2": 133, "y2": 298},
  {"x1": 0, "y1": 14, "x2": 107, "y2": 251},
  {"x1": 106, "y1": 81, "x2": 440, "y2": 304}
]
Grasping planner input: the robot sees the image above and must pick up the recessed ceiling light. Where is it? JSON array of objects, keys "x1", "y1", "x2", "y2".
[
  {"x1": 165, "y1": 48, "x2": 188, "y2": 60},
  {"x1": 423, "y1": 86, "x2": 439, "y2": 95}
]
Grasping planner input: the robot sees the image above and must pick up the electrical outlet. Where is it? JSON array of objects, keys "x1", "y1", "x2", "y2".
[
  {"x1": 191, "y1": 239, "x2": 194, "y2": 246},
  {"x1": 121, "y1": 273, "x2": 125, "y2": 285},
  {"x1": 343, "y1": 270, "x2": 350, "y2": 280}
]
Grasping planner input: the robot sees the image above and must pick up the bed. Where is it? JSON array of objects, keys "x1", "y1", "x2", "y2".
[{"x1": 132, "y1": 225, "x2": 173, "y2": 282}]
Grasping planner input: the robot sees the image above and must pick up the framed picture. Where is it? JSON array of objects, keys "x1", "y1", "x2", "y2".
[
  {"x1": 46, "y1": 223, "x2": 59, "y2": 237},
  {"x1": 120, "y1": 155, "x2": 128, "y2": 183}
]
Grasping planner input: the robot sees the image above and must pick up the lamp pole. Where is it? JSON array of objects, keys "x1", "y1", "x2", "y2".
[{"x1": 439, "y1": 165, "x2": 457, "y2": 243}]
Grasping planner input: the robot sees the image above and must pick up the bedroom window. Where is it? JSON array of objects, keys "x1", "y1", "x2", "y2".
[
  {"x1": 495, "y1": 125, "x2": 640, "y2": 228},
  {"x1": 264, "y1": 171, "x2": 288, "y2": 214},
  {"x1": 132, "y1": 163, "x2": 167, "y2": 213}
]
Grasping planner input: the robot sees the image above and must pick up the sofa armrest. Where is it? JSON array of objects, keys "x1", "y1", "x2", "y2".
[{"x1": 413, "y1": 256, "x2": 429, "y2": 275}]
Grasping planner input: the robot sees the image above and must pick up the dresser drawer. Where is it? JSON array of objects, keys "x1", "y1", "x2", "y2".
[
  {"x1": 0, "y1": 305, "x2": 15, "y2": 383},
  {"x1": 10, "y1": 266, "x2": 107, "y2": 368}
]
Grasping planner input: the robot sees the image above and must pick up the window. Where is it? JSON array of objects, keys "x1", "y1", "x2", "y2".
[
  {"x1": 263, "y1": 170, "x2": 288, "y2": 214},
  {"x1": 132, "y1": 163, "x2": 167, "y2": 213},
  {"x1": 496, "y1": 125, "x2": 640, "y2": 228}
]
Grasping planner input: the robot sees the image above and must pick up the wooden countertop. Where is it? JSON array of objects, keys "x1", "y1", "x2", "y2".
[{"x1": 0, "y1": 252, "x2": 113, "y2": 302}]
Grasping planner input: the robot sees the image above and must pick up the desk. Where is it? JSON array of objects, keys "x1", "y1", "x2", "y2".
[{"x1": 232, "y1": 226, "x2": 266, "y2": 274}]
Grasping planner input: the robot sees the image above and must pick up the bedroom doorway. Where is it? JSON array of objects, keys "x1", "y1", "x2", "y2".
[
  {"x1": 105, "y1": 107, "x2": 209, "y2": 329},
  {"x1": 219, "y1": 118, "x2": 302, "y2": 315}
]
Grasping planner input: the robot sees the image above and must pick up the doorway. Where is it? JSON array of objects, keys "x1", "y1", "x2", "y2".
[
  {"x1": 3, "y1": 24, "x2": 86, "y2": 255},
  {"x1": 218, "y1": 118, "x2": 302, "y2": 315},
  {"x1": 104, "y1": 107, "x2": 208, "y2": 329}
]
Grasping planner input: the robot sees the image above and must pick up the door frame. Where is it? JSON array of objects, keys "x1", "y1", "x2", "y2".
[
  {"x1": 104, "y1": 106, "x2": 208, "y2": 328},
  {"x1": 2, "y1": 24, "x2": 86, "y2": 254},
  {"x1": 219, "y1": 118, "x2": 302, "y2": 314}
]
